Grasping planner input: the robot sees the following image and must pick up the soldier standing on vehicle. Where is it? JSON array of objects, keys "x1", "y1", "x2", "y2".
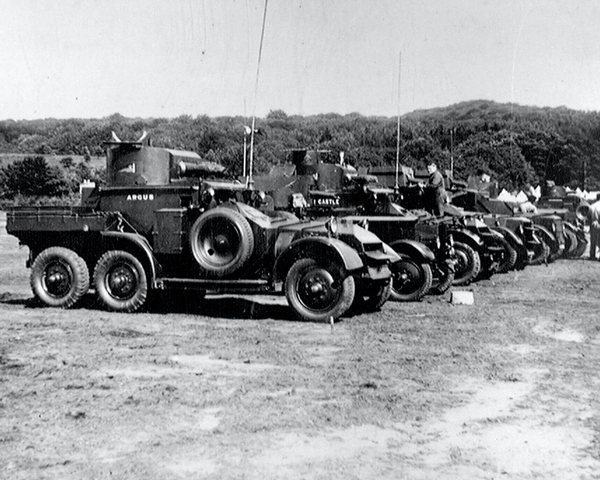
[
  {"x1": 588, "y1": 193, "x2": 600, "y2": 260},
  {"x1": 424, "y1": 161, "x2": 447, "y2": 216}
]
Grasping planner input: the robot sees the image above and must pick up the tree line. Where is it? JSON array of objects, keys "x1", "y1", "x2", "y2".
[{"x1": 2, "y1": 100, "x2": 600, "y2": 202}]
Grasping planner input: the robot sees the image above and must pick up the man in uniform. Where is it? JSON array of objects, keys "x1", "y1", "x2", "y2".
[
  {"x1": 425, "y1": 161, "x2": 447, "y2": 216},
  {"x1": 588, "y1": 193, "x2": 600, "y2": 260}
]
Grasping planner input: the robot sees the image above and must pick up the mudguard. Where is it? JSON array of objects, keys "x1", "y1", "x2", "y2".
[
  {"x1": 388, "y1": 239, "x2": 435, "y2": 264},
  {"x1": 274, "y1": 236, "x2": 364, "y2": 283},
  {"x1": 532, "y1": 225, "x2": 558, "y2": 251},
  {"x1": 100, "y1": 231, "x2": 161, "y2": 287},
  {"x1": 491, "y1": 225, "x2": 523, "y2": 247},
  {"x1": 450, "y1": 227, "x2": 484, "y2": 251}
]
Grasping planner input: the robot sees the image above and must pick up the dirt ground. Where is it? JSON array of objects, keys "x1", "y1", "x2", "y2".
[{"x1": 1, "y1": 211, "x2": 600, "y2": 480}]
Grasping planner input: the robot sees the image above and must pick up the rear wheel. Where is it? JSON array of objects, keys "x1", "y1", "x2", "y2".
[
  {"x1": 30, "y1": 247, "x2": 89, "y2": 308},
  {"x1": 94, "y1": 250, "x2": 148, "y2": 312},
  {"x1": 285, "y1": 258, "x2": 355, "y2": 322},
  {"x1": 452, "y1": 242, "x2": 481, "y2": 286},
  {"x1": 390, "y1": 256, "x2": 433, "y2": 302}
]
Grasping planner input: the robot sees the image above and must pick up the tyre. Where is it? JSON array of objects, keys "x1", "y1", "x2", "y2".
[
  {"x1": 529, "y1": 241, "x2": 550, "y2": 266},
  {"x1": 534, "y1": 226, "x2": 558, "y2": 263},
  {"x1": 430, "y1": 267, "x2": 455, "y2": 295},
  {"x1": 562, "y1": 229, "x2": 578, "y2": 258},
  {"x1": 94, "y1": 250, "x2": 148, "y2": 312},
  {"x1": 30, "y1": 247, "x2": 89, "y2": 308},
  {"x1": 190, "y1": 208, "x2": 254, "y2": 278},
  {"x1": 351, "y1": 279, "x2": 392, "y2": 313},
  {"x1": 496, "y1": 236, "x2": 518, "y2": 273},
  {"x1": 389, "y1": 256, "x2": 433, "y2": 302},
  {"x1": 452, "y1": 242, "x2": 481, "y2": 286},
  {"x1": 285, "y1": 258, "x2": 355, "y2": 322},
  {"x1": 572, "y1": 236, "x2": 588, "y2": 258}
]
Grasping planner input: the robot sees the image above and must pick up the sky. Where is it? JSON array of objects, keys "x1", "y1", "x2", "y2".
[{"x1": 1, "y1": 0, "x2": 600, "y2": 120}]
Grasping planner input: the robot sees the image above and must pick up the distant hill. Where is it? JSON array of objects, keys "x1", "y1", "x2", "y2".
[{"x1": 2, "y1": 101, "x2": 600, "y2": 191}]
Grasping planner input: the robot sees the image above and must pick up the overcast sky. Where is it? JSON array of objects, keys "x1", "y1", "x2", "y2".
[{"x1": 1, "y1": 0, "x2": 599, "y2": 120}]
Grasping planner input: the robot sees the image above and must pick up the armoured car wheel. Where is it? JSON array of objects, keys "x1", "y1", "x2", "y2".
[
  {"x1": 30, "y1": 247, "x2": 89, "y2": 308},
  {"x1": 514, "y1": 248, "x2": 529, "y2": 270},
  {"x1": 285, "y1": 258, "x2": 355, "y2": 322},
  {"x1": 562, "y1": 229, "x2": 578, "y2": 258},
  {"x1": 430, "y1": 268, "x2": 455, "y2": 295},
  {"x1": 351, "y1": 279, "x2": 392, "y2": 313},
  {"x1": 496, "y1": 236, "x2": 518, "y2": 273},
  {"x1": 529, "y1": 241, "x2": 550, "y2": 266},
  {"x1": 452, "y1": 242, "x2": 481, "y2": 286},
  {"x1": 389, "y1": 256, "x2": 433, "y2": 302},
  {"x1": 572, "y1": 236, "x2": 588, "y2": 258},
  {"x1": 533, "y1": 226, "x2": 558, "y2": 263},
  {"x1": 94, "y1": 250, "x2": 148, "y2": 312},
  {"x1": 190, "y1": 208, "x2": 254, "y2": 278}
]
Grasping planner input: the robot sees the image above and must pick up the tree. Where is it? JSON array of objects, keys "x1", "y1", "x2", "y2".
[{"x1": 0, "y1": 156, "x2": 69, "y2": 198}]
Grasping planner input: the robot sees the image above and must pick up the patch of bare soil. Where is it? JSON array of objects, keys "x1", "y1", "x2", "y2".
[{"x1": 1, "y1": 211, "x2": 600, "y2": 479}]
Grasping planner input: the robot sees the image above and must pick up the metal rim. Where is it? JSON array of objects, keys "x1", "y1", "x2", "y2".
[
  {"x1": 393, "y1": 259, "x2": 422, "y2": 292},
  {"x1": 42, "y1": 259, "x2": 74, "y2": 298},
  {"x1": 197, "y1": 218, "x2": 243, "y2": 268},
  {"x1": 295, "y1": 266, "x2": 341, "y2": 313},
  {"x1": 105, "y1": 262, "x2": 139, "y2": 300},
  {"x1": 454, "y1": 247, "x2": 471, "y2": 277}
]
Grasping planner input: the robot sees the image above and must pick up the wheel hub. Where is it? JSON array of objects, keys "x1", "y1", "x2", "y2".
[
  {"x1": 108, "y1": 265, "x2": 137, "y2": 299},
  {"x1": 44, "y1": 262, "x2": 72, "y2": 297},
  {"x1": 393, "y1": 261, "x2": 419, "y2": 289},
  {"x1": 299, "y1": 270, "x2": 338, "y2": 311}
]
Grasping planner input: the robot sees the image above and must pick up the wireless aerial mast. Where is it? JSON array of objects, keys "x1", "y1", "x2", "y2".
[{"x1": 247, "y1": 0, "x2": 269, "y2": 187}]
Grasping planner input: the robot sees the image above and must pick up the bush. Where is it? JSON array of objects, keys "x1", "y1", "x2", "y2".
[{"x1": 0, "y1": 156, "x2": 70, "y2": 199}]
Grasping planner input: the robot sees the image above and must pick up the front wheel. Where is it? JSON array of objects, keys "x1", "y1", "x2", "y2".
[
  {"x1": 529, "y1": 241, "x2": 550, "y2": 266},
  {"x1": 30, "y1": 247, "x2": 89, "y2": 308},
  {"x1": 572, "y1": 236, "x2": 588, "y2": 258},
  {"x1": 452, "y1": 242, "x2": 481, "y2": 286},
  {"x1": 94, "y1": 250, "x2": 148, "y2": 312},
  {"x1": 496, "y1": 237, "x2": 518, "y2": 273},
  {"x1": 285, "y1": 258, "x2": 355, "y2": 322},
  {"x1": 389, "y1": 256, "x2": 433, "y2": 302},
  {"x1": 430, "y1": 267, "x2": 455, "y2": 295}
]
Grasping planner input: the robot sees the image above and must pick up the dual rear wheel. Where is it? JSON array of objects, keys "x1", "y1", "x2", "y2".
[{"x1": 30, "y1": 247, "x2": 147, "y2": 313}]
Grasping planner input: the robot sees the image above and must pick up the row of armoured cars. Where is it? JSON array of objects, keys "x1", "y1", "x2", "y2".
[
  {"x1": 6, "y1": 136, "x2": 402, "y2": 323},
  {"x1": 252, "y1": 149, "x2": 588, "y2": 299},
  {"x1": 5, "y1": 137, "x2": 588, "y2": 323}
]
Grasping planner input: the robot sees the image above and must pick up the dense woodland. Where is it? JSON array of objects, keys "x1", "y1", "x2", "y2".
[{"x1": 2, "y1": 99, "x2": 600, "y2": 201}]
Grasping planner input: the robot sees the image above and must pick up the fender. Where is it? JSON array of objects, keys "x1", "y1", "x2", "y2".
[
  {"x1": 563, "y1": 221, "x2": 586, "y2": 241},
  {"x1": 450, "y1": 227, "x2": 484, "y2": 251},
  {"x1": 274, "y1": 236, "x2": 364, "y2": 283},
  {"x1": 491, "y1": 226, "x2": 523, "y2": 247},
  {"x1": 100, "y1": 231, "x2": 161, "y2": 287},
  {"x1": 532, "y1": 225, "x2": 558, "y2": 250},
  {"x1": 388, "y1": 239, "x2": 435, "y2": 264}
]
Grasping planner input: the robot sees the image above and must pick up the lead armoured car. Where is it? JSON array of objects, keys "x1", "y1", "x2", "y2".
[{"x1": 6, "y1": 134, "x2": 399, "y2": 322}]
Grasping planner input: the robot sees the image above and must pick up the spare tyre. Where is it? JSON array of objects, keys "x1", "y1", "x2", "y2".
[{"x1": 190, "y1": 208, "x2": 254, "y2": 278}]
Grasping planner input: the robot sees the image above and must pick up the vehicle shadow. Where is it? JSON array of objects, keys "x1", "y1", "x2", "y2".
[
  {"x1": 0, "y1": 291, "x2": 298, "y2": 322},
  {"x1": 150, "y1": 292, "x2": 296, "y2": 321}
]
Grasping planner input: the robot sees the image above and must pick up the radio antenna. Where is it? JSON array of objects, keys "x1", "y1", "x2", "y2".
[
  {"x1": 248, "y1": 0, "x2": 269, "y2": 187},
  {"x1": 394, "y1": 51, "x2": 402, "y2": 193}
]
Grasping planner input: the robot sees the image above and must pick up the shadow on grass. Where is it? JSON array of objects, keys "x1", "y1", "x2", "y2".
[{"x1": 0, "y1": 290, "x2": 298, "y2": 322}]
